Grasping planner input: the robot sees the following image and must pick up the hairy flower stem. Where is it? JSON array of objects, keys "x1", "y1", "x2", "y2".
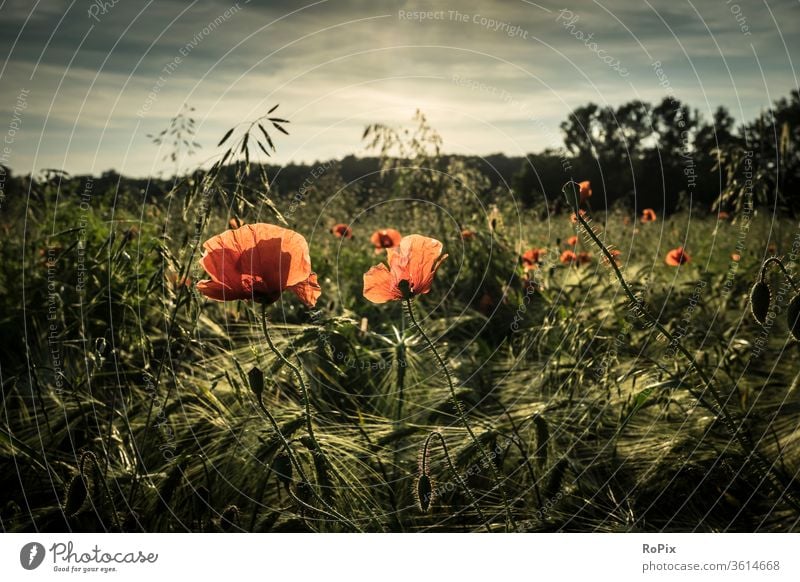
[
  {"x1": 562, "y1": 181, "x2": 800, "y2": 509},
  {"x1": 253, "y1": 394, "x2": 360, "y2": 531},
  {"x1": 423, "y1": 431, "x2": 491, "y2": 532},
  {"x1": 258, "y1": 303, "x2": 360, "y2": 531},
  {"x1": 760, "y1": 257, "x2": 800, "y2": 291},
  {"x1": 404, "y1": 298, "x2": 516, "y2": 530},
  {"x1": 260, "y1": 304, "x2": 323, "y2": 457}
]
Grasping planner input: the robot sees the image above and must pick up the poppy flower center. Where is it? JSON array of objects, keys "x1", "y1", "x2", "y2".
[{"x1": 398, "y1": 279, "x2": 413, "y2": 299}]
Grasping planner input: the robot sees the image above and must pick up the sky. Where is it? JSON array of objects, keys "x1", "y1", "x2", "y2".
[{"x1": 1, "y1": 0, "x2": 798, "y2": 177}]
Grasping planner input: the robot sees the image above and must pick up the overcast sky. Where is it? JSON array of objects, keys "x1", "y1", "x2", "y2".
[{"x1": 1, "y1": 0, "x2": 798, "y2": 177}]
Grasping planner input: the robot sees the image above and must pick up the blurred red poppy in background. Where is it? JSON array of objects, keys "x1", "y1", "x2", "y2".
[
  {"x1": 560, "y1": 249, "x2": 577, "y2": 264},
  {"x1": 570, "y1": 209, "x2": 587, "y2": 224},
  {"x1": 370, "y1": 228, "x2": 402, "y2": 252},
  {"x1": 579, "y1": 180, "x2": 592, "y2": 204},
  {"x1": 331, "y1": 223, "x2": 353, "y2": 239},
  {"x1": 522, "y1": 248, "x2": 547, "y2": 270},
  {"x1": 665, "y1": 247, "x2": 691, "y2": 266},
  {"x1": 641, "y1": 209, "x2": 657, "y2": 223},
  {"x1": 461, "y1": 229, "x2": 476, "y2": 240},
  {"x1": 228, "y1": 216, "x2": 243, "y2": 229},
  {"x1": 197, "y1": 223, "x2": 321, "y2": 306},
  {"x1": 565, "y1": 235, "x2": 578, "y2": 247}
]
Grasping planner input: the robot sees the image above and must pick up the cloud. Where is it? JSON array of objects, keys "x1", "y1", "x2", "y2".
[{"x1": 0, "y1": 0, "x2": 798, "y2": 176}]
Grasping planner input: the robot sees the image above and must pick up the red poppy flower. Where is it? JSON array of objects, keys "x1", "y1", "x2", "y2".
[
  {"x1": 522, "y1": 248, "x2": 547, "y2": 270},
  {"x1": 331, "y1": 223, "x2": 353, "y2": 239},
  {"x1": 565, "y1": 235, "x2": 579, "y2": 247},
  {"x1": 665, "y1": 247, "x2": 691, "y2": 266},
  {"x1": 363, "y1": 234, "x2": 448, "y2": 303},
  {"x1": 228, "y1": 217, "x2": 243, "y2": 229},
  {"x1": 560, "y1": 249, "x2": 577, "y2": 264},
  {"x1": 576, "y1": 252, "x2": 592, "y2": 266},
  {"x1": 197, "y1": 223, "x2": 321, "y2": 306},
  {"x1": 579, "y1": 180, "x2": 592, "y2": 203},
  {"x1": 461, "y1": 229, "x2": 476, "y2": 240},
  {"x1": 603, "y1": 248, "x2": 622, "y2": 266},
  {"x1": 641, "y1": 208, "x2": 657, "y2": 223},
  {"x1": 718, "y1": 211, "x2": 730, "y2": 220},
  {"x1": 370, "y1": 228, "x2": 402, "y2": 252},
  {"x1": 570, "y1": 209, "x2": 587, "y2": 224}
]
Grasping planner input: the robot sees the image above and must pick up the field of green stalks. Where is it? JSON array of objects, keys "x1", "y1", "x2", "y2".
[{"x1": 2, "y1": 121, "x2": 800, "y2": 533}]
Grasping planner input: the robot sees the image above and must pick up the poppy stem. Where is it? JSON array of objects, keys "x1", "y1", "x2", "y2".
[
  {"x1": 253, "y1": 391, "x2": 360, "y2": 531},
  {"x1": 561, "y1": 180, "x2": 800, "y2": 511},
  {"x1": 260, "y1": 305, "x2": 320, "y2": 452},
  {"x1": 260, "y1": 304, "x2": 344, "y2": 516},
  {"x1": 422, "y1": 431, "x2": 492, "y2": 532},
  {"x1": 404, "y1": 298, "x2": 516, "y2": 530}
]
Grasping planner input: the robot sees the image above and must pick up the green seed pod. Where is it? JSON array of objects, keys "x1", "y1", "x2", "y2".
[
  {"x1": 415, "y1": 474, "x2": 434, "y2": 513},
  {"x1": 750, "y1": 281, "x2": 771, "y2": 325},
  {"x1": 64, "y1": 475, "x2": 89, "y2": 518},
  {"x1": 788, "y1": 294, "x2": 800, "y2": 340}
]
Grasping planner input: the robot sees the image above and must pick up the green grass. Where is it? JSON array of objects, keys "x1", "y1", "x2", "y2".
[{"x1": 1, "y1": 172, "x2": 799, "y2": 533}]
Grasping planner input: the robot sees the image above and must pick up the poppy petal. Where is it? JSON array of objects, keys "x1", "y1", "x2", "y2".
[
  {"x1": 289, "y1": 273, "x2": 322, "y2": 307},
  {"x1": 196, "y1": 279, "x2": 250, "y2": 301},
  {"x1": 363, "y1": 263, "x2": 402, "y2": 303},
  {"x1": 237, "y1": 224, "x2": 312, "y2": 290},
  {"x1": 389, "y1": 234, "x2": 446, "y2": 295}
]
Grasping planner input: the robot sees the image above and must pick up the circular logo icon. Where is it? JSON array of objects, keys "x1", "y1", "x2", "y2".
[{"x1": 20, "y1": 542, "x2": 46, "y2": 570}]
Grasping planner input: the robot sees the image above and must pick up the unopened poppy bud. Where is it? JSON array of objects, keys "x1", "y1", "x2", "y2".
[
  {"x1": 788, "y1": 293, "x2": 800, "y2": 340},
  {"x1": 749, "y1": 281, "x2": 771, "y2": 325},
  {"x1": 415, "y1": 474, "x2": 433, "y2": 513},
  {"x1": 64, "y1": 474, "x2": 89, "y2": 518}
]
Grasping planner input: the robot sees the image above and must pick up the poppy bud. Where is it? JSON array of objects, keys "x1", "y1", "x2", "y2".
[
  {"x1": 248, "y1": 366, "x2": 264, "y2": 400},
  {"x1": 788, "y1": 293, "x2": 800, "y2": 340},
  {"x1": 750, "y1": 281, "x2": 771, "y2": 325},
  {"x1": 64, "y1": 474, "x2": 89, "y2": 518},
  {"x1": 220, "y1": 505, "x2": 240, "y2": 532},
  {"x1": 415, "y1": 474, "x2": 434, "y2": 513}
]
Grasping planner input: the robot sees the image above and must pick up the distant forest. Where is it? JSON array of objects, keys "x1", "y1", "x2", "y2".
[{"x1": 2, "y1": 90, "x2": 800, "y2": 217}]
